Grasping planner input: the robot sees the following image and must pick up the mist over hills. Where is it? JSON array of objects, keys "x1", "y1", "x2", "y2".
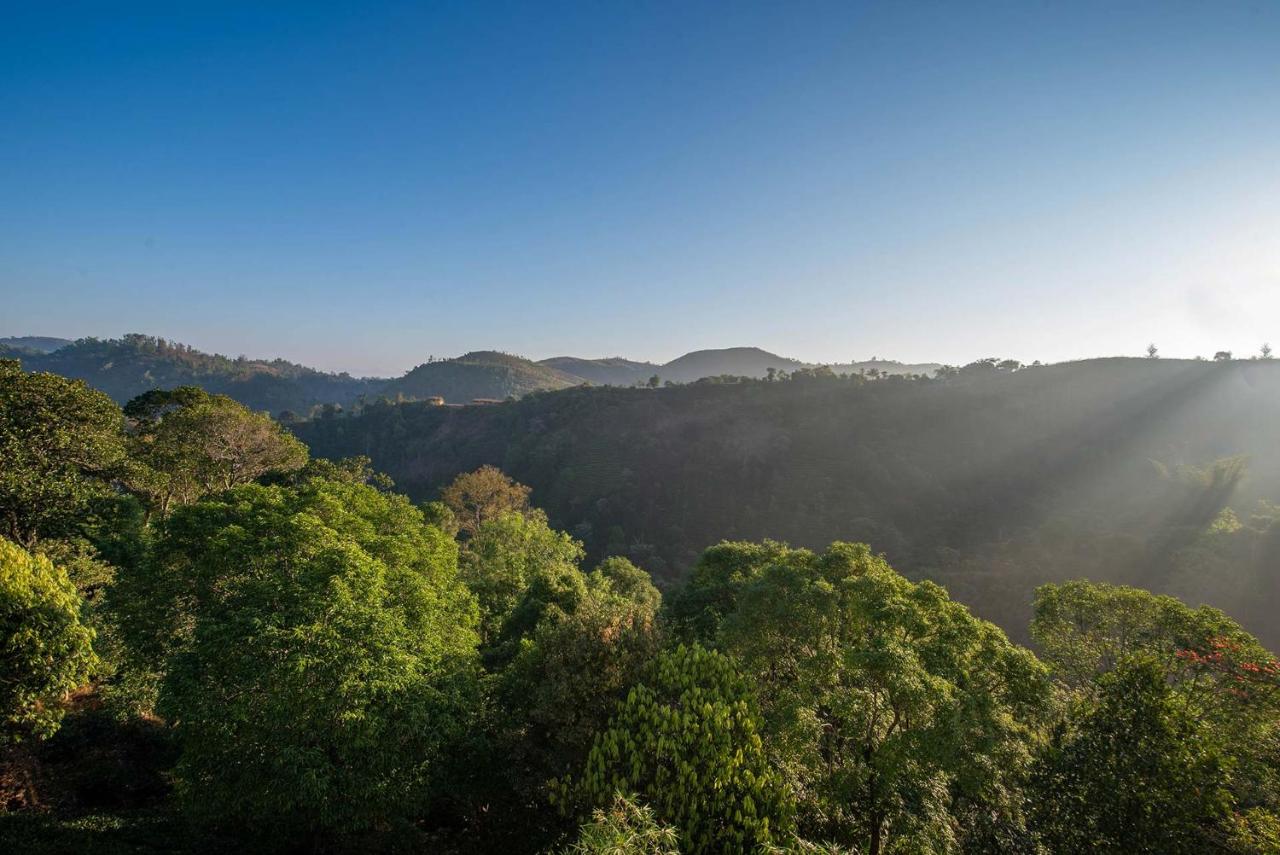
[
  {"x1": 296, "y1": 356, "x2": 1280, "y2": 649},
  {"x1": 2, "y1": 333, "x2": 941, "y2": 413},
  {"x1": 10, "y1": 334, "x2": 1274, "y2": 647}
]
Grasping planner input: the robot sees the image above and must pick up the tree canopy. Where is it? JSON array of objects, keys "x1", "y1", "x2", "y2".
[
  {"x1": 710, "y1": 541, "x2": 1050, "y2": 854},
  {"x1": 0, "y1": 359, "x2": 126, "y2": 547},
  {"x1": 0, "y1": 538, "x2": 98, "y2": 744},
  {"x1": 561, "y1": 643, "x2": 794, "y2": 854},
  {"x1": 123, "y1": 386, "x2": 308, "y2": 517},
  {"x1": 120, "y1": 478, "x2": 479, "y2": 839}
]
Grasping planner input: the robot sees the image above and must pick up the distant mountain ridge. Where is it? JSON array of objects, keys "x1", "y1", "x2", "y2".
[
  {"x1": 383, "y1": 351, "x2": 583, "y2": 403},
  {"x1": 545, "y1": 347, "x2": 941, "y2": 386},
  {"x1": 656, "y1": 347, "x2": 806, "y2": 382},
  {"x1": 2, "y1": 333, "x2": 942, "y2": 413},
  {"x1": 539, "y1": 355, "x2": 659, "y2": 386},
  {"x1": 1, "y1": 334, "x2": 384, "y2": 416},
  {"x1": 0, "y1": 336, "x2": 73, "y2": 354}
]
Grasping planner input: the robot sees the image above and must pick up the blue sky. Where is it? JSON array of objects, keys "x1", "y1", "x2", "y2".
[{"x1": 3, "y1": 1, "x2": 1278, "y2": 375}]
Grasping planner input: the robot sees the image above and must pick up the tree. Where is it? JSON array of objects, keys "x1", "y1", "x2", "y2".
[
  {"x1": 124, "y1": 387, "x2": 307, "y2": 517},
  {"x1": 440, "y1": 465, "x2": 533, "y2": 537},
  {"x1": 647, "y1": 375, "x2": 661, "y2": 389},
  {"x1": 560, "y1": 644, "x2": 794, "y2": 854},
  {"x1": 498, "y1": 559, "x2": 664, "y2": 788},
  {"x1": 1, "y1": 538, "x2": 98, "y2": 744},
  {"x1": 1030, "y1": 659, "x2": 1231, "y2": 853},
  {"x1": 0, "y1": 359, "x2": 127, "y2": 547},
  {"x1": 1146, "y1": 343, "x2": 1159, "y2": 358},
  {"x1": 665, "y1": 540, "x2": 795, "y2": 644},
  {"x1": 560, "y1": 794, "x2": 680, "y2": 855},
  {"x1": 712, "y1": 541, "x2": 1050, "y2": 854},
  {"x1": 1263, "y1": 343, "x2": 1273, "y2": 360},
  {"x1": 1031, "y1": 581, "x2": 1280, "y2": 835},
  {"x1": 460, "y1": 508, "x2": 584, "y2": 651},
  {"x1": 1214, "y1": 350, "x2": 1233, "y2": 361},
  {"x1": 481, "y1": 561, "x2": 665, "y2": 847},
  {"x1": 1030, "y1": 581, "x2": 1280, "y2": 731},
  {"x1": 117, "y1": 479, "x2": 479, "y2": 841},
  {"x1": 1031, "y1": 581, "x2": 1263, "y2": 686}
]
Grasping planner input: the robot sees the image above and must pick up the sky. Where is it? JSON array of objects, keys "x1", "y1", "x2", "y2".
[{"x1": 2, "y1": 1, "x2": 1278, "y2": 376}]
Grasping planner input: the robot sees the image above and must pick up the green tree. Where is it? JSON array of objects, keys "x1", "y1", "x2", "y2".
[
  {"x1": 1, "y1": 538, "x2": 98, "y2": 744},
  {"x1": 116, "y1": 478, "x2": 478, "y2": 840},
  {"x1": 561, "y1": 794, "x2": 680, "y2": 855},
  {"x1": 713, "y1": 541, "x2": 1049, "y2": 855},
  {"x1": 440, "y1": 464, "x2": 532, "y2": 537},
  {"x1": 0, "y1": 359, "x2": 127, "y2": 547},
  {"x1": 498, "y1": 559, "x2": 664, "y2": 788},
  {"x1": 1030, "y1": 659, "x2": 1231, "y2": 853},
  {"x1": 461, "y1": 508, "x2": 585, "y2": 650},
  {"x1": 561, "y1": 644, "x2": 794, "y2": 854},
  {"x1": 1031, "y1": 581, "x2": 1280, "y2": 844},
  {"x1": 665, "y1": 540, "x2": 795, "y2": 644},
  {"x1": 124, "y1": 386, "x2": 307, "y2": 517},
  {"x1": 1030, "y1": 580, "x2": 1273, "y2": 692}
]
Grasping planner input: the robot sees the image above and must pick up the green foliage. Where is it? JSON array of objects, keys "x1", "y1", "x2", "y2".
[
  {"x1": 0, "y1": 359, "x2": 127, "y2": 547},
  {"x1": 498, "y1": 559, "x2": 664, "y2": 787},
  {"x1": 296, "y1": 358, "x2": 1280, "y2": 650},
  {"x1": 0, "y1": 539, "x2": 98, "y2": 743},
  {"x1": 665, "y1": 540, "x2": 794, "y2": 643},
  {"x1": 118, "y1": 478, "x2": 478, "y2": 840},
  {"x1": 123, "y1": 386, "x2": 308, "y2": 516},
  {"x1": 563, "y1": 644, "x2": 794, "y2": 854},
  {"x1": 560, "y1": 793, "x2": 680, "y2": 855},
  {"x1": 1030, "y1": 659, "x2": 1232, "y2": 853},
  {"x1": 591, "y1": 556, "x2": 663, "y2": 614},
  {"x1": 461, "y1": 508, "x2": 585, "y2": 651},
  {"x1": 1032, "y1": 579, "x2": 1276, "y2": 694},
  {"x1": 713, "y1": 541, "x2": 1050, "y2": 854},
  {"x1": 1031, "y1": 580, "x2": 1280, "y2": 848}
]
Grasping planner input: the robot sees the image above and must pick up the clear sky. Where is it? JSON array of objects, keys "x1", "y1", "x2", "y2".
[{"x1": 2, "y1": 1, "x2": 1278, "y2": 376}]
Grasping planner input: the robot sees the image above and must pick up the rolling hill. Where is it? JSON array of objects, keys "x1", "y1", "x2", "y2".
[
  {"x1": 0, "y1": 335, "x2": 73, "y2": 353},
  {"x1": 382, "y1": 350, "x2": 585, "y2": 403},
  {"x1": 538, "y1": 355, "x2": 658, "y2": 386},
  {"x1": 3, "y1": 333, "x2": 943, "y2": 412},
  {"x1": 543, "y1": 347, "x2": 942, "y2": 386},
  {"x1": 1, "y1": 334, "x2": 385, "y2": 416},
  {"x1": 656, "y1": 347, "x2": 806, "y2": 382}
]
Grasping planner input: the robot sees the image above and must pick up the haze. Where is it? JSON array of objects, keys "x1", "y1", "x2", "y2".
[{"x1": 3, "y1": 2, "x2": 1278, "y2": 375}]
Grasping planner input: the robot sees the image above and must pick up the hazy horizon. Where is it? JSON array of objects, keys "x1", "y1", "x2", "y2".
[
  {"x1": 5, "y1": 327, "x2": 1276, "y2": 379},
  {"x1": 4, "y1": 2, "x2": 1278, "y2": 375}
]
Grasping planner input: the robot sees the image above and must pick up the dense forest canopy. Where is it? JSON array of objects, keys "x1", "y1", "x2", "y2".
[
  {"x1": 2, "y1": 354, "x2": 1279, "y2": 853},
  {"x1": 296, "y1": 355, "x2": 1280, "y2": 649}
]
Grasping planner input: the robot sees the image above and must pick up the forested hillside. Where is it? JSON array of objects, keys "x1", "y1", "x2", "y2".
[
  {"x1": 384, "y1": 350, "x2": 585, "y2": 402},
  {"x1": 538, "y1": 355, "x2": 659, "y2": 386},
  {"x1": 3, "y1": 334, "x2": 384, "y2": 416},
  {"x1": 4, "y1": 356, "x2": 1279, "y2": 852},
  {"x1": 0, "y1": 336, "x2": 72, "y2": 354},
  {"x1": 296, "y1": 357, "x2": 1280, "y2": 648}
]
